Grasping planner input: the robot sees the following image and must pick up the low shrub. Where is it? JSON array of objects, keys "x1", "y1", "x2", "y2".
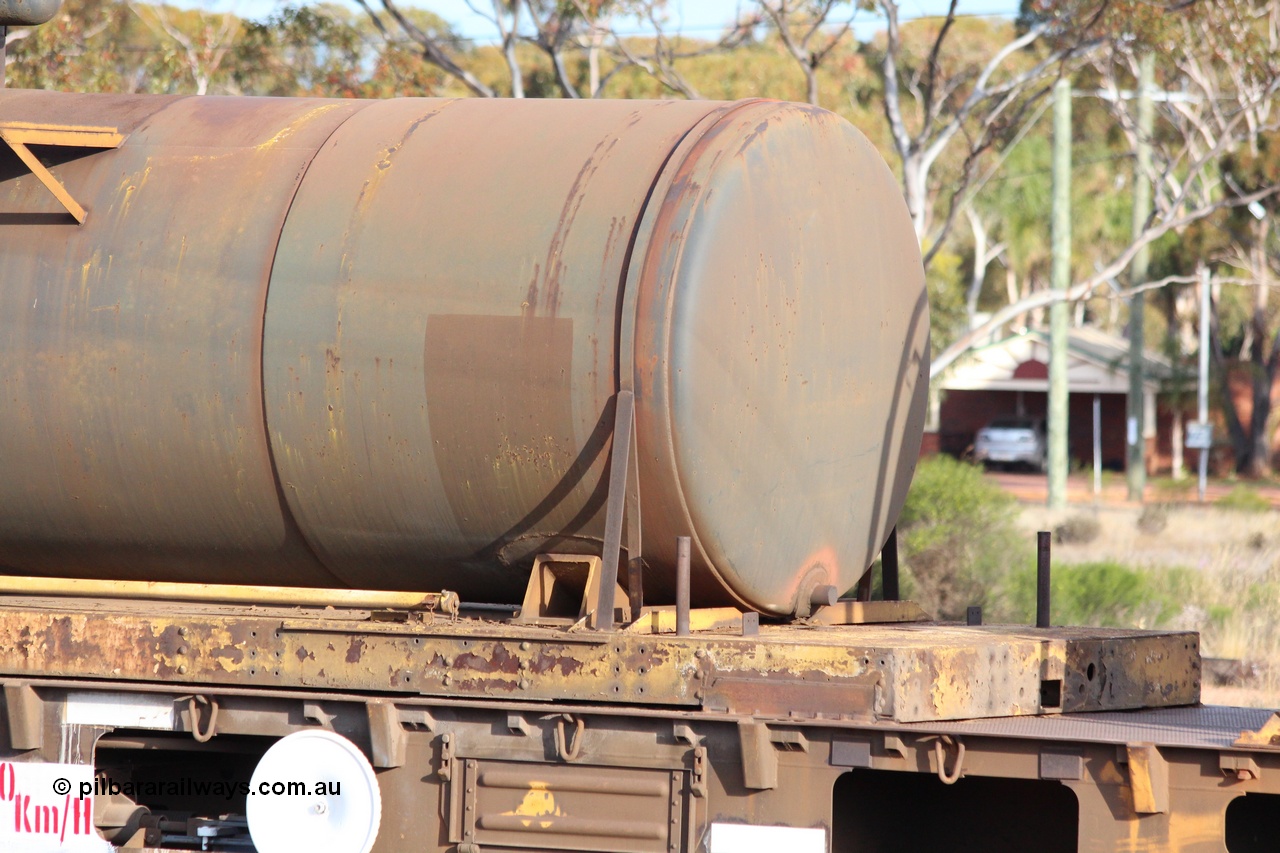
[
  {"x1": 1216, "y1": 486, "x2": 1272, "y2": 513},
  {"x1": 1003, "y1": 561, "x2": 1183, "y2": 628},
  {"x1": 898, "y1": 455, "x2": 1028, "y2": 621},
  {"x1": 1054, "y1": 513, "x2": 1101, "y2": 545}
]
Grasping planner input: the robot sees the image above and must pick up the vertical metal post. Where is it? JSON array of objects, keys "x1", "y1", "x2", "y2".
[
  {"x1": 1092, "y1": 394, "x2": 1102, "y2": 501},
  {"x1": 1, "y1": 27, "x2": 7, "y2": 89},
  {"x1": 881, "y1": 526, "x2": 900, "y2": 602},
  {"x1": 675, "y1": 536, "x2": 691, "y2": 637},
  {"x1": 595, "y1": 391, "x2": 634, "y2": 632},
  {"x1": 1048, "y1": 76, "x2": 1071, "y2": 510},
  {"x1": 626, "y1": 559, "x2": 644, "y2": 624},
  {"x1": 1198, "y1": 266, "x2": 1210, "y2": 502},
  {"x1": 1127, "y1": 52, "x2": 1155, "y2": 502},
  {"x1": 1036, "y1": 531, "x2": 1052, "y2": 629}
]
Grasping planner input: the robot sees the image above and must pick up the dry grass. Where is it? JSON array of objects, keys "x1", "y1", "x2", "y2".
[
  {"x1": 1016, "y1": 504, "x2": 1280, "y2": 708},
  {"x1": 1018, "y1": 504, "x2": 1279, "y2": 573}
]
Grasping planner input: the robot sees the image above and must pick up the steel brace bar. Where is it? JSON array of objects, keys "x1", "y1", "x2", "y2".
[
  {"x1": 0, "y1": 121, "x2": 124, "y2": 224},
  {"x1": 595, "y1": 390, "x2": 642, "y2": 631}
]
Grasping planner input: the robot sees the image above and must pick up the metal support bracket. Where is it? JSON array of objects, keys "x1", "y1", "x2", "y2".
[
  {"x1": 1234, "y1": 711, "x2": 1280, "y2": 750},
  {"x1": 3, "y1": 681, "x2": 43, "y2": 751},
  {"x1": 0, "y1": 122, "x2": 124, "y2": 224},
  {"x1": 437, "y1": 733, "x2": 455, "y2": 781},
  {"x1": 516, "y1": 554, "x2": 628, "y2": 627},
  {"x1": 1126, "y1": 742, "x2": 1169, "y2": 814},
  {"x1": 1220, "y1": 753, "x2": 1260, "y2": 782},
  {"x1": 738, "y1": 720, "x2": 777, "y2": 790},
  {"x1": 367, "y1": 700, "x2": 406, "y2": 768},
  {"x1": 595, "y1": 389, "x2": 643, "y2": 631}
]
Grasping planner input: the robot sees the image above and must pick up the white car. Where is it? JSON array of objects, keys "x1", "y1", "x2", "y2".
[{"x1": 973, "y1": 416, "x2": 1047, "y2": 472}]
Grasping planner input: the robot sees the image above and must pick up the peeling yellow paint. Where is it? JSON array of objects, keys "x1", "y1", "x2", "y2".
[{"x1": 503, "y1": 782, "x2": 564, "y2": 829}]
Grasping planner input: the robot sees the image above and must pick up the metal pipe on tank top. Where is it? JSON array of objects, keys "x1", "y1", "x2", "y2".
[{"x1": 675, "y1": 536, "x2": 691, "y2": 637}]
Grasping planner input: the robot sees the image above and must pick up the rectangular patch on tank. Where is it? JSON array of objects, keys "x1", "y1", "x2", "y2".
[{"x1": 423, "y1": 314, "x2": 580, "y2": 543}]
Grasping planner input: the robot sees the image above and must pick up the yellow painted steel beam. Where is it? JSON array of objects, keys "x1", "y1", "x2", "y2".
[
  {"x1": 0, "y1": 121, "x2": 125, "y2": 225},
  {"x1": 808, "y1": 600, "x2": 930, "y2": 626},
  {"x1": 0, "y1": 121, "x2": 125, "y2": 148},
  {"x1": 0, "y1": 597, "x2": 1201, "y2": 722},
  {"x1": 625, "y1": 606, "x2": 745, "y2": 634},
  {"x1": 0, "y1": 575, "x2": 459, "y2": 614}
]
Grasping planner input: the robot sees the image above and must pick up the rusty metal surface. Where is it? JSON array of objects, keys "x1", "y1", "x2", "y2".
[
  {"x1": 629, "y1": 100, "x2": 931, "y2": 615},
  {"x1": 0, "y1": 90, "x2": 367, "y2": 585},
  {"x1": 896, "y1": 705, "x2": 1276, "y2": 751},
  {"x1": 263, "y1": 97, "x2": 721, "y2": 598},
  {"x1": 808, "y1": 599, "x2": 929, "y2": 625},
  {"x1": 0, "y1": 89, "x2": 927, "y2": 617},
  {"x1": 0, "y1": 594, "x2": 1199, "y2": 723},
  {"x1": 0, "y1": 0, "x2": 61, "y2": 26},
  {"x1": 7, "y1": 679, "x2": 1276, "y2": 853},
  {"x1": 451, "y1": 760, "x2": 681, "y2": 852}
]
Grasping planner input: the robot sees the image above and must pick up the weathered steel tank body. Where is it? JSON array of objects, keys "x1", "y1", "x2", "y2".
[
  {"x1": 0, "y1": 89, "x2": 928, "y2": 616},
  {"x1": 0, "y1": 0, "x2": 61, "y2": 26}
]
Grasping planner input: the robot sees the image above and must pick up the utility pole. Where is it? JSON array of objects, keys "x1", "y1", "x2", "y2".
[
  {"x1": 1196, "y1": 266, "x2": 1211, "y2": 501},
  {"x1": 1047, "y1": 77, "x2": 1071, "y2": 510},
  {"x1": 1126, "y1": 53, "x2": 1154, "y2": 502}
]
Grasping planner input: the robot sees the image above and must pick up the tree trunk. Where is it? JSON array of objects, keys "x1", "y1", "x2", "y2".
[
  {"x1": 965, "y1": 208, "x2": 987, "y2": 325},
  {"x1": 902, "y1": 156, "x2": 928, "y2": 239},
  {"x1": 1171, "y1": 409, "x2": 1185, "y2": 480},
  {"x1": 505, "y1": 38, "x2": 524, "y2": 98},
  {"x1": 587, "y1": 27, "x2": 602, "y2": 96},
  {"x1": 1246, "y1": 220, "x2": 1274, "y2": 477}
]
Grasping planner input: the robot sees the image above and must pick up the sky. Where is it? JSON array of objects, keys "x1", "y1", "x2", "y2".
[{"x1": 179, "y1": 0, "x2": 1021, "y2": 37}]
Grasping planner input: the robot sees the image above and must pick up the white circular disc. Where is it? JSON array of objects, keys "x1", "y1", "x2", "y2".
[{"x1": 247, "y1": 730, "x2": 381, "y2": 853}]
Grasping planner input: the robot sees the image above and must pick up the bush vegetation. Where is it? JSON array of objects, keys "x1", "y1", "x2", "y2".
[
  {"x1": 1003, "y1": 561, "x2": 1187, "y2": 628},
  {"x1": 896, "y1": 456, "x2": 1029, "y2": 621},
  {"x1": 895, "y1": 466, "x2": 1280, "y2": 704},
  {"x1": 1215, "y1": 485, "x2": 1273, "y2": 513}
]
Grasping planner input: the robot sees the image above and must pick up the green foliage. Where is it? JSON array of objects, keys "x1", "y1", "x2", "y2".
[
  {"x1": 5, "y1": 0, "x2": 137, "y2": 92},
  {"x1": 1215, "y1": 485, "x2": 1273, "y2": 513},
  {"x1": 897, "y1": 456, "x2": 1027, "y2": 620},
  {"x1": 924, "y1": 247, "x2": 966, "y2": 356},
  {"x1": 1004, "y1": 561, "x2": 1184, "y2": 628}
]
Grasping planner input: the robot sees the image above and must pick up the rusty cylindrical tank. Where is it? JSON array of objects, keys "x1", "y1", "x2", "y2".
[
  {"x1": 0, "y1": 0, "x2": 61, "y2": 26},
  {"x1": 0, "y1": 90, "x2": 929, "y2": 617}
]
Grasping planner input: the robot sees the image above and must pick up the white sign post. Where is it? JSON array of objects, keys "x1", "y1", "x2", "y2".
[{"x1": 1185, "y1": 422, "x2": 1213, "y2": 450}]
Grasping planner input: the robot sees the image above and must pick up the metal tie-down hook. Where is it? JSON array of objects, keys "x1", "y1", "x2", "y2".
[
  {"x1": 183, "y1": 695, "x2": 219, "y2": 743},
  {"x1": 934, "y1": 735, "x2": 965, "y2": 785},
  {"x1": 554, "y1": 714, "x2": 585, "y2": 762}
]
